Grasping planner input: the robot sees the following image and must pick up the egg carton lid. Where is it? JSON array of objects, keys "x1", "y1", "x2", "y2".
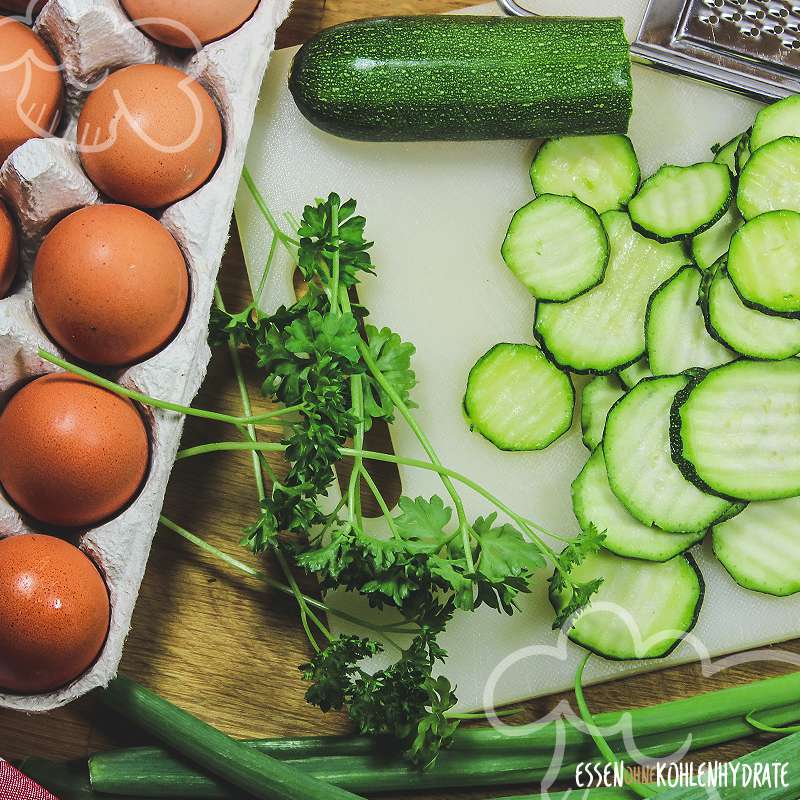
[{"x1": 0, "y1": 0, "x2": 292, "y2": 712}]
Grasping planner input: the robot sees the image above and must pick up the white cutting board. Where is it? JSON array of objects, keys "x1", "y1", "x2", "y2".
[{"x1": 235, "y1": 1, "x2": 798, "y2": 711}]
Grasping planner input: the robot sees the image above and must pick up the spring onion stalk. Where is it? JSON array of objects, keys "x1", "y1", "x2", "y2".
[
  {"x1": 654, "y1": 729, "x2": 800, "y2": 800},
  {"x1": 14, "y1": 759, "x2": 98, "y2": 800},
  {"x1": 87, "y1": 702, "x2": 800, "y2": 797},
  {"x1": 99, "y1": 675, "x2": 365, "y2": 800}
]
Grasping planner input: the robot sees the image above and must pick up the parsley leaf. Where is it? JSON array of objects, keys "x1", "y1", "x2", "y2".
[
  {"x1": 474, "y1": 513, "x2": 546, "y2": 583},
  {"x1": 549, "y1": 524, "x2": 606, "y2": 630},
  {"x1": 362, "y1": 325, "x2": 417, "y2": 427},
  {"x1": 297, "y1": 193, "x2": 374, "y2": 287},
  {"x1": 394, "y1": 496, "x2": 452, "y2": 554}
]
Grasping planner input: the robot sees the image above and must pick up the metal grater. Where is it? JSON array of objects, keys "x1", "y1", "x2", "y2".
[{"x1": 632, "y1": 0, "x2": 800, "y2": 101}]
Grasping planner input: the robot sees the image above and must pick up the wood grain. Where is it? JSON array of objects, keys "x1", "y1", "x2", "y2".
[{"x1": 1, "y1": 2, "x2": 798, "y2": 798}]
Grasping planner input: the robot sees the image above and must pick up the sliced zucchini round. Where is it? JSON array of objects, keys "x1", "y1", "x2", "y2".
[
  {"x1": 464, "y1": 343, "x2": 573, "y2": 451},
  {"x1": 712, "y1": 132, "x2": 744, "y2": 174},
  {"x1": 550, "y1": 548, "x2": 704, "y2": 660},
  {"x1": 646, "y1": 264, "x2": 734, "y2": 376},
  {"x1": 573, "y1": 449, "x2": 706, "y2": 562},
  {"x1": 534, "y1": 212, "x2": 688, "y2": 374},
  {"x1": 750, "y1": 96, "x2": 800, "y2": 152},
  {"x1": 604, "y1": 375, "x2": 734, "y2": 533},
  {"x1": 703, "y1": 259, "x2": 800, "y2": 360},
  {"x1": 728, "y1": 210, "x2": 800, "y2": 316},
  {"x1": 501, "y1": 195, "x2": 608, "y2": 302},
  {"x1": 713, "y1": 497, "x2": 800, "y2": 597},
  {"x1": 735, "y1": 129, "x2": 752, "y2": 174},
  {"x1": 673, "y1": 359, "x2": 800, "y2": 501},
  {"x1": 617, "y1": 358, "x2": 651, "y2": 389},
  {"x1": 628, "y1": 163, "x2": 732, "y2": 243},
  {"x1": 737, "y1": 136, "x2": 800, "y2": 220},
  {"x1": 690, "y1": 205, "x2": 742, "y2": 272},
  {"x1": 580, "y1": 376, "x2": 625, "y2": 450},
  {"x1": 530, "y1": 135, "x2": 640, "y2": 214}
]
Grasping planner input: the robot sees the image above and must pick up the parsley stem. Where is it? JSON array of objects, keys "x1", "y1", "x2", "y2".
[
  {"x1": 160, "y1": 516, "x2": 412, "y2": 640},
  {"x1": 355, "y1": 339, "x2": 476, "y2": 579},
  {"x1": 215, "y1": 285, "x2": 331, "y2": 651},
  {"x1": 242, "y1": 167, "x2": 300, "y2": 248},
  {"x1": 360, "y1": 467, "x2": 401, "y2": 540},
  {"x1": 340, "y1": 288, "x2": 365, "y2": 527},
  {"x1": 253, "y1": 235, "x2": 279, "y2": 310},
  {"x1": 330, "y1": 204, "x2": 341, "y2": 315},
  {"x1": 36, "y1": 349, "x2": 303, "y2": 427},
  {"x1": 175, "y1": 441, "x2": 567, "y2": 580}
]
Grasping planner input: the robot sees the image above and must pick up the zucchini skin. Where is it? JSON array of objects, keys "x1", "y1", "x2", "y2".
[
  {"x1": 668, "y1": 367, "x2": 741, "y2": 502},
  {"x1": 289, "y1": 16, "x2": 632, "y2": 142}
]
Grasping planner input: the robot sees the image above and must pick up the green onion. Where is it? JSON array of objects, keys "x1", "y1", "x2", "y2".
[
  {"x1": 87, "y1": 704, "x2": 800, "y2": 797},
  {"x1": 451, "y1": 670, "x2": 800, "y2": 752},
  {"x1": 653, "y1": 729, "x2": 800, "y2": 800},
  {"x1": 99, "y1": 675, "x2": 365, "y2": 800}
]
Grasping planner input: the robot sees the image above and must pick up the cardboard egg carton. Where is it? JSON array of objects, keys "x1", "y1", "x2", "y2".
[{"x1": 0, "y1": 0, "x2": 292, "y2": 712}]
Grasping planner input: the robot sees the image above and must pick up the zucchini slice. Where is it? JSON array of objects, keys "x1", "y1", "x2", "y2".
[
  {"x1": 645, "y1": 265, "x2": 734, "y2": 376},
  {"x1": 713, "y1": 497, "x2": 800, "y2": 597},
  {"x1": 604, "y1": 375, "x2": 734, "y2": 533},
  {"x1": 737, "y1": 137, "x2": 800, "y2": 220},
  {"x1": 690, "y1": 205, "x2": 743, "y2": 272},
  {"x1": 580, "y1": 376, "x2": 625, "y2": 450},
  {"x1": 530, "y1": 135, "x2": 640, "y2": 214},
  {"x1": 702, "y1": 259, "x2": 800, "y2": 360},
  {"x1": 573, "y1": 449, "x2": 706, "y2": 562},
  {"x1": 501, "y1": 195, "x2": 608, "y2": 302},
  {"x1": 750, "y1": 96, "x2": 800, "y2": 151},
  {"x1": 464, "y1": 343, "x2": 573, "y2": 451},
  {"x1": 712, "y1": 133, "x2": 744, "y2": 174},
  {"x1": 550, "y1": 549, "x2": 704, "y2": 660},
  {"x1": 534, "y1": 212, "x2": 688, "y2": 374},
  {"x1": 727, "y1": 210, "x2": 800, "y2": 316},
  {"x1": 673, "y1": 359, "x2": 800, "y2": 501},
  {"x1": 628, "y1": 163, "x2": 732, "y2": 243},
  {"x1": 735, "y1": 130, "x2": 752, "y2": 174},
  {"x1": 617, "y1": 358, "x2": 651, "y2": 389}
]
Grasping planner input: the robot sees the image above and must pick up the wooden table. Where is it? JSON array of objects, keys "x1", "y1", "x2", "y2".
[{"x1": 2, "y1": 2, "x2": 799, "y2": 798}]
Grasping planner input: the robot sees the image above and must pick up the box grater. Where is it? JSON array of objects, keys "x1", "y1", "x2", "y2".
[
  {"x1": 632, "y1": 0, "x2": 800, "y2": 101},
  {"x1": 497, "y1": 0, "x2": 800, "y2": 102}
]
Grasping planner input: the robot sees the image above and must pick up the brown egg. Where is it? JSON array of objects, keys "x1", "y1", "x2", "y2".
[
  {"x1": 0, "y1": 199, "x2": 18, "y2": 296},
  {"x1": 34, "y1": 204, "x2": 189, "y2": 366},
  {"x1": 0, "y1": 373, "x2": 149, "y2": 528},
  {"x1": 0, "y1": 534, "x2": 110, "y2": 694},
  {"x1": 120, "y1": 0, "x2": 260, "y2": 48},
  {"x1": 0, "y1": 17, "x2": 63, "y2": 164},
  {"x1": 77, "y1": 64, "x2": 223, "y2": 208}
]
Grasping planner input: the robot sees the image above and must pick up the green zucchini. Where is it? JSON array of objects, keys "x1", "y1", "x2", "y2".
[
  {"x1": 672, "y1": 359, "x2": 800, "y2": 501},
  {"x1": 530, "y1": 135, "x2": 640, "y2": 214},
  {"x1": 550, "y1": 549, "x2": 704, "y2": 660},
  {"x1": 288, "y1": 16, "x2": 632, "y2": 142},
  {"x1": 580, "y1": 376, "x2": 625, "y2": 450},
  {"x1": 573, "y1": 449, "x2": 706, "y2": 562},
  {"x1": 464, "y1": 343, "x2": 574, "y2": 451},
  {"x1": 713, "y1": 497, "x2": 800, "y2": 597}
]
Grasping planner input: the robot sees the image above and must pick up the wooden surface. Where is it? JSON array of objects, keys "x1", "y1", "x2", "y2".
[{"x1": 2, "y1": 1, "x2": 799, "y2": 797}]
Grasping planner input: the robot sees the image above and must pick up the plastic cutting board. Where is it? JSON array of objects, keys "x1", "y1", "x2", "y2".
[{"x1": 235, "y1": 1, "x2": 798, "y2": 710}]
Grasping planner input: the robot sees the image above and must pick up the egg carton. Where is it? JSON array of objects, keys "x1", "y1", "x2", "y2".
[{"x1": 0, "y1": 0, "x2": 292, "y2": 712}]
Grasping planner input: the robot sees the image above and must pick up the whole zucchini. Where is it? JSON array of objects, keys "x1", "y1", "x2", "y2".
[{"x1": 288, "y1": 15, "x2": 632, "y2": 142}]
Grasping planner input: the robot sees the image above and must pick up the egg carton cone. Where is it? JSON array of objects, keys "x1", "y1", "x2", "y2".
[{"x1": 0, "y1": 0, "x2": 292, "y2": 712}]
